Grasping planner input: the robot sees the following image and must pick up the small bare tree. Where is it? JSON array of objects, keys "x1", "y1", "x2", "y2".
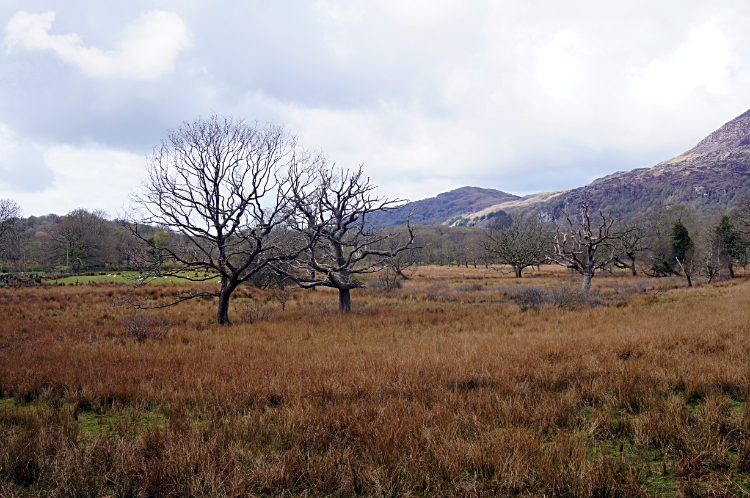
[
  {"x1": 483, "y1": 215, "x2": 551, "y2": 278},
  {"x1": 700, "y1": 235, "x2": 722, "y2": 284},
  {"x1": 552, "y1": 201, "x2": 629, "y2": 294},
  {"x1": 612, "y1": 222, "x2": 648, "y2": 276},
  {"x1": 126, "y1": 116, "x2": 307, "y2": 325},
  {"x1": 377, "y1": 228, "x2": 419, "y2": 280},
  {"x1": 279, "y1": 164, "x2": 414, "y2": 312}
]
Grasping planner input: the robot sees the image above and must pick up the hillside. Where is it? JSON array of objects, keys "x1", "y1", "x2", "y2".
[
  {"x1": 372, "y1": 186, "x2": 521, "y2": 226},
  {"x1": 458, "y1": 108, "x2": 750, "y2": 223}
]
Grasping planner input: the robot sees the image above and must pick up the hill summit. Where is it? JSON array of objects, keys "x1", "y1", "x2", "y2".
[
  {"x1": 372, "y1": 186, "x2": 521, "y2": 226},
  {"x1": 689, "y1": 109, "x2": 750, "y2": 155}
]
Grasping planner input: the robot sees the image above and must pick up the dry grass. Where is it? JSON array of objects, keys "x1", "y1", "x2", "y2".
[{"x1": 1, "y1": 267, "x2": 750, "y2": 496}]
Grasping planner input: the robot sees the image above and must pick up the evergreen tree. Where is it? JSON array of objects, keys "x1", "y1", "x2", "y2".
[
  {"x1": 670, "y1": 221, "x2": 694, "y2": 286},
  {"x1": 670, "y1": 222, "x2": 693, "y2": 261}
]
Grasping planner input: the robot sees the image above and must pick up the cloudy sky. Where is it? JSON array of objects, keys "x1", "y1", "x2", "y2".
[{"x1": 1, "y1": 0, "x2": 750, "y2": 217}]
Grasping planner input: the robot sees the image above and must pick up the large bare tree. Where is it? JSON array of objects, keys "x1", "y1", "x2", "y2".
[
  {"x1": 552, "y1": 201, "x2": 630, "y2": 294},
  {"x1": 279, "y1": 164, "x2": 414, "y2": 312},
  {"x1": 127, "y1": 116, "x2": 306, "y2": 325}
]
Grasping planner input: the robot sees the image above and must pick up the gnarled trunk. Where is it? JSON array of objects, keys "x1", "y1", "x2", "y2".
[
  {"x1": 581, "y1": 268, "x2": 594, "y2": 295},
  {"x1": 513, "y1": 266, "x2": 522, "y2": 278},
  {"x1": 627, "y1": 256, "x2": 637, "y2": 276},
  {"x1": 338, "y1": 288, "x2": 352, "y2": 312}
]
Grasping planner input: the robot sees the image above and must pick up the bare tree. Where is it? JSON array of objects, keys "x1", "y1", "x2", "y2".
[
  {"x1": 376, "y1": 227, "x2": 419, "y2": 280},
  {"x1": 612, "y1": 222, "x2": 648, "y2": 276},
  {"x1": 127, "y1": 116, "x2": 306, "y2": 325},
  {"x1": 0, "y1": 199, "x2": 22, "y2": 266},
  {"x1": 483, "y1": 215, "x2": 551, "y2": 278},
  {"x1": 51, "y1": 209, "x2": 111, "y2": 271},
  {"x1": 700, "y1": 233, "x2": 722, "y2": 284},
  {"x1": 280, "y1": 164, "x2": 414, "y2": 312},
  {"x1": 710, "y1": 215, "x2": 746, "y2": 279},
  {"x1": 552, "y1": 201, "x2": 628, "y2": 294}
]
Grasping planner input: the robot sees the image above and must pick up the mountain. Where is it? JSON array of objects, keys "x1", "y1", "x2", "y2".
[
  {"x1": 372, "y1": 186, "x2": 522, "y2": 226},
  {"x1": 455, "y1": 109, "x2": 750, "y2": 224}
]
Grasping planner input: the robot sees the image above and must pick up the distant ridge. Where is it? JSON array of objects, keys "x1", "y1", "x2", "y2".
[{"x1": 372, "y1": 186, "x2": 521, "y2": 226}]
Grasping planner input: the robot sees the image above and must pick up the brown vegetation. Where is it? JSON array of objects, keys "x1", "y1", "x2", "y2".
[{"x1": 1, "y1": 267, "x2": 750, "y2": 496}]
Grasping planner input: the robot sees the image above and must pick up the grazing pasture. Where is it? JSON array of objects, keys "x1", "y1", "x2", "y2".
[{"x1": 1, "y1": 266, "x2": 750, "y2": 497}]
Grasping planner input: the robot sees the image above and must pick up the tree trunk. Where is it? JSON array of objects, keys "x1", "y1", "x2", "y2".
[
  {"x1": 513, "y1": 266, "x2": 522, "y2": 278},
  {"x1": 396, "y1": 268, "x2": 410, "y2": 280},
  {"x1": 729, "y1": 262, "x2": 735, "y2": 279},
  {"x1": 217, "y1": 281, "x2": 237, "y2": 325},
  {"x1": 628, "y1": 256, "x2": 637, "y2": 276},
  {"x1": 338, "y1": 288, "x2": 352, "y2": 312},
  {"x1": 675, "y1": 258, "x2": 692, "y2": 288},
  {"x1": 581, "y1": 269, "x2": 594, "y2": 295}
]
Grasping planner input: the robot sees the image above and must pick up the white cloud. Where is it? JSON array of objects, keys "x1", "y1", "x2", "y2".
[
  {"x1": 628, "y1": 22, "x2": 735, "y2": 106},
  {"x1": 0, "y1": 145, "x2": 144, "y2": 216},
  {"x1": 536, "y1": 30, "x2": 591, "y2": 101},
  {"x1": 5, "y1": 10, "x2": 191, "y2": 80}
]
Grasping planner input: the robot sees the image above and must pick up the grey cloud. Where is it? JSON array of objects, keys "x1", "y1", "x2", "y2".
[{"x1": 0, "y1": 142, "x2": 53, "y2": 192}]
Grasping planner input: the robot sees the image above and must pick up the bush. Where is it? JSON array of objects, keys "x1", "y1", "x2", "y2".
[
  {"x1": 509, "y1": 283, "x2": 596, "y2": 311},
  {"x1": 512, "y1": 286, "x2": 547, "y2": 311},
  {"x1": 238, "y1": 301, "x2": 271, "y2": 324},
  {"x1": 121, "y1": 312, "x2": 170, "y2": 342},
  {"x1": 547, "y1": 283, "x2": 588, "y2": 310}
]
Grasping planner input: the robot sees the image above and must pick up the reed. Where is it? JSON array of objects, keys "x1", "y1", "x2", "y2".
[{"x1": 1, "y1": 267, "x2": 749, "y2": 496}]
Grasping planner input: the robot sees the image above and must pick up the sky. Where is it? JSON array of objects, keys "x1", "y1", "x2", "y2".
[{"x1": 1, "y1": 0, "x2": 750, "y2": 217}]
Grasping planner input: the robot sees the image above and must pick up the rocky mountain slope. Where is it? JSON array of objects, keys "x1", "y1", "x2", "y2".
[{"x1": 457, "y1": 109, "x2": 750, "y2": 225}]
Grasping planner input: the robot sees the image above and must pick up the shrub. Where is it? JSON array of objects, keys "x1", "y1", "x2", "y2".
[
  {"x1": 121, "y1": 312, "x2": 170, "y2": 342},
  {"x1": 238, "y1": 301, "x2": 271, "y2": 324},
  {"x1": 547, "y1": 282, "x2": 588, "y2": 309},
  {"x1": 512, "y1": 286, "x2": 547, "y2": 311}
]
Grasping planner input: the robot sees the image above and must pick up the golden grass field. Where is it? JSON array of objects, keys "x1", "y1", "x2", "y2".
[{"x1": 1, "y1": 265, "x2": 750, "y2": 497}]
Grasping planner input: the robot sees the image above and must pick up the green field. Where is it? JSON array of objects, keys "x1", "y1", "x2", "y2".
[{"x1": 42, "y1": 271, "x2": 222, "y2": 285}]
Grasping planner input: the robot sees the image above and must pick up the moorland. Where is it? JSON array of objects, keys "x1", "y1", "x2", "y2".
[{"x1": 2, "y1": 265, "x2": 750, "y2": 497}]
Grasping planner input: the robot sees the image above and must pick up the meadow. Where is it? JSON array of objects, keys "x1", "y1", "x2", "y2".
[{"x1": 1, "y1": 265, "x2": 749, "y2": 497}]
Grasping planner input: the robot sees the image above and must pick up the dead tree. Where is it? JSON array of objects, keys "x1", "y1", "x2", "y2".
[
  {"x1": 552, "y1": 201, "x2": 628, "y2": 294},
  {"x1": 280, "y1": 164, "x2": 414, "y2": 312},
  {"x1": 126, "y1": 116, "x2": 307, "y2": 325}
]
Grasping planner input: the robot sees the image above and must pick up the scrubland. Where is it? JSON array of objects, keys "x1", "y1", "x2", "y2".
[{"x1": 1, "y1": 266, "x2": 750, "y2": 497}]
